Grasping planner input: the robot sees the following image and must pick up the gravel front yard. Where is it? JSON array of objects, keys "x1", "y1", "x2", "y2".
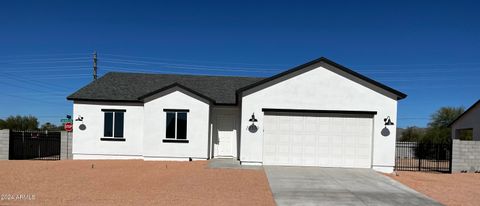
[
  {"x1": 0, "y1": 160, "x2": 275, "y2": 206},
  {"x1": 386, "y1": 171, "x2": 480, "y2": 206}
]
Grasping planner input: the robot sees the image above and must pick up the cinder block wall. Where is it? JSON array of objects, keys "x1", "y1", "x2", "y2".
[
  {"x1": 0, "y1": 129, "x2": 9, "y2": 160},
  {"x1": 452, "y1": 139, "x2": 480, "y2": 172},
  {"x1": 60, "y1": 131, "x2": 73, "y2": 160}
]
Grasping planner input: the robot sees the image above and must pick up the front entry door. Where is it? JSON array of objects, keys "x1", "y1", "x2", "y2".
[{"x1": 215, "y1": 116, "x2": 236, "y2": 157}]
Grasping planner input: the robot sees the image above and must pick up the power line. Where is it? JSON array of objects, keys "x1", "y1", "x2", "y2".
[
  {"x1": 351, "y1": 62, "x2": 480, "y2": 68},
  {"x1": 102, "y1": 53, "x2": 480, "y2": 70},
  {"x1": 377, "y1": 76, "x2": 478, "y2": 82},
  {"x1": 0, "y1": 57, "x2": 89, "y2": 63},
  {"x1": 396, "y1": 84, "x2": 480, "y2": 90},
  {"x1": 101, "y1": 58, "x2": 480, "y2": 75},
  {"x1": 101, "y1": 65, "x2": 276, "y2": 74},
  {"x1": 0, "y1": 72, "x2": 90, "y2": 78},
  {"x1": 0, "y1": 54, "x2": 477, "y2": 77},
  {"x1": 0, "y1": 72, "x2": 78, "y2": 92},
  {"x1": 26, "y1": 75, "x2": 90, "y2": 80},
  {"x1": 4, "y1": 92, "x2": 69, "y2": 97},
  {"x1": 102, "y1": 68, "x2": 235, "y2": 77},
  {"x1": 2, "y1": 63, "x2": 478, "y2": 77},
  {"x1": 10, "y1": 60, "x2": 90, "y2": 65},
  {"x1": 0, "y1": 79, "x2": 61, "y2": 94},
  {"x1": 0, "y1": 92, "x2": 65, "y2": 105},
  {"x1": 1, "y1": 67, "x2": 89, "y2": 73},
  {"x1": 4, "y1": 52, "x2": 480, "y2": 70},
  {"x1": 102, "y1": 53, "x2": 289, "y2": 67},
  {"x1": 360, "y1": 68, "x2": 480, "y2": 74},
  {"x1": 101, "y1": 58, "x2": 281, "y2": 71},
  {"x1": 0, "y1": 65, "x2": 88, "y2": 70},
  {"x1": 0, "y1": 53, "x2": 88, "y2": 59}
]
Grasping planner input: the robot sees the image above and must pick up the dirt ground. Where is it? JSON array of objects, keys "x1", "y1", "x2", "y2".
[
  {"x1": 386, "y1": 171, "x2": 480, "y2": 206},
  {"x1": 0, "y1": 160, "x2": 275, "y2": 206}
]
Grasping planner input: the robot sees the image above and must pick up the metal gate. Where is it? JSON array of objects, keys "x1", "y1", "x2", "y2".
[
  {"x1": 9, "y1": 130, "x2": 61, "y2": 160},
  {"x1": 395, "y1": 141, "x2": 452, "y2": 173}
]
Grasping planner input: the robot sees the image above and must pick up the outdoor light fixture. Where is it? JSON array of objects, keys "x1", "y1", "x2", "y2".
[
  {"x1": 248, "y1": 113, "x2": 259, "y2": 133},
  {"x1": 75, "y1": 115, "x2": 84, "y2": 121},
  {"x1": 249, "y1": 113, "x2": 258, "y2": 124},
  {"x1": 384, "y1": 116, "x2": 394, "y2": 126}
]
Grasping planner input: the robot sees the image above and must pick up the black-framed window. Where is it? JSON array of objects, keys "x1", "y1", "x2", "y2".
[
  {"x1": 164, "y1": 110, "x2": 188, "y2": 140},
  {"x1": 102, "y1": 109, "x2": 125, "y2": 138}
]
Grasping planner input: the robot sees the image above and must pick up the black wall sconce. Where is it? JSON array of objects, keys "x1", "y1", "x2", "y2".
[
  {"x1": 75, "y1": 115, "x2": 84, "y2": 122},
  {"x1": 248, "y1": 113, "x2": 258, "y2": 133},
  {"x1": 384, "y1": 116, "x2": 394, "y2": 126},
  {"x1": 75, "y1": 115, "x2": 87, "y2": 131},
  {"x1": 249, "y1": 113, "x2": 258, "y2": 124}
]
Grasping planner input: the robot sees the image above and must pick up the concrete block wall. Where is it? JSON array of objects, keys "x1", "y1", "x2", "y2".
[
  {"x1": 0, "y1": 129, "x2": 9, "y2": 160},
  {"x1": 452, "y1": 139, "x2": 480, "y2": 172},
  {"x1": 60, "y1": 131, "x2": 73, "y2": 160}
]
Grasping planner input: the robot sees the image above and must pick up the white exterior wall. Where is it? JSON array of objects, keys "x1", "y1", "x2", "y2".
[
  {"x1": 451, "y1": 103, "x2": 480, "y2": 141},
  {"x1": 72, "y1": 101, "x2": 144, "y2": 159},
  {"x1": 240, "y1": 64, "x2": 398, "y2": 173},
  {"x1": 143, "y1": 88, "x2": 210, "y2": 160}
]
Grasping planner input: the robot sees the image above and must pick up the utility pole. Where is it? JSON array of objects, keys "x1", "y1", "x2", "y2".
[{"x1": 93, "y1": 51, "x2": 98, "y2": 80}]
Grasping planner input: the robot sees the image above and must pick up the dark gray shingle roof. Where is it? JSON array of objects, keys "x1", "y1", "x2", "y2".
[{"x1": 67, "y1": 72, "x2": 264, "y2": 104}]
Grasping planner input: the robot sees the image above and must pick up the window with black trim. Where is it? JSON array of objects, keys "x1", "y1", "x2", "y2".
[
  {"x1": 102, "y1": 109, "x2": 125, "y2": 138},
  {"x1": 164, "y1": 110, "x2": 188, "y2": 141}
]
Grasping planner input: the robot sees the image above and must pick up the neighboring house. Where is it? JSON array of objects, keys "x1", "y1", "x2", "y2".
[
  {"x1": 67, "y1": 57, "x2": 407, "y2": 173},
  {"x1": 449, "y1": 99, "x2": 480, "y2": 141}
]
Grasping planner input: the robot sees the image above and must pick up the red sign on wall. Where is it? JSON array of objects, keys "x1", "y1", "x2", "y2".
[{"x1": 64, "y1": 122, "x2": 73, "y2": 132}]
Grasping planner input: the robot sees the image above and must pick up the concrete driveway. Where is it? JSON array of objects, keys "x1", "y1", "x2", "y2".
[{"x1": 265, "y1": 166, "x2": 441, "y2": 206}]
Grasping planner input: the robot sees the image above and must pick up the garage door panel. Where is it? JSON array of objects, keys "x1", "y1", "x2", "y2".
[
  {"x1": 292, "y1": 116, "x2": 304, "y2": 132},
  {"x1": 291, "y1": 145, "x2": 303, "y2": 154},
  {"x1": 343, "y1": 158, "x2": 355, "y2": 166},
  {"x1": 343, "y1": 148, "x2": 355, "y2": 156},
  {"x1": 304, "y1": 118, "x2": 318, "y2": 132},
  {"x1": 317, "y1": 135, "x2": 329, "y2": 144},
  {"x1": 332, "y1": 137, "x2": 343, "y2": 144},
  {"x1": 263, "y1": 112, "x2": 373, "y2": 168},
  {"x1": 303, "y1": 135, "x2": 316, "y2": 144}
]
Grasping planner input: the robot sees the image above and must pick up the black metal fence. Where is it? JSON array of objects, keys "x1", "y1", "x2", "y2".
[
  {"x1": 9, "y1": 130, "x2": 61, "y2": 160},
  {"x1": 395, "y1": 141, "x2": 452, "y2": 173}
]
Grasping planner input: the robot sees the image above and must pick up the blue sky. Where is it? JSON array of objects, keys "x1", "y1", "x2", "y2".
[{"x1": 0, "y1": 0, "x2": 479, "y2": 128}]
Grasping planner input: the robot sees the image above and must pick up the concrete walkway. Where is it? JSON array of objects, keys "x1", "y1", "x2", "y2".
[
  {"x1": 207, "y1": 158, "x2": 262, "y2": 170},
  {"x1": 265, "y1": 166, "x2": 441, "y2": 206}
]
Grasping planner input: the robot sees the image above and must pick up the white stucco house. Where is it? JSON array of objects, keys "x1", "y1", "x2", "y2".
[{"x1": 67, "y1": 57, "x2": 407, "y2": 173}]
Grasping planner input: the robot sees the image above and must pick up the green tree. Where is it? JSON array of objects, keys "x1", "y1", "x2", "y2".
[
  {"x1": 40, "y1": 122, "x2": 59, "y2": 130},
  {"x1": 422, "y1": 107, "x2": 464, "y2": 144},
  {"x1": 422, "y1": 127, "x2": 452, "y2": 144},
  {"x1": 400, "y1": 126, "x2": 424, "y2": 142},
  {"x1": 428, "y1": 107, "x2": 465, "y2": 128},
  {"x1": 0, "y1": 119, "x2": 5, "y2": 129},
  {"x1": 3, "y1": 115, "x2": 39, "y2": 130}
]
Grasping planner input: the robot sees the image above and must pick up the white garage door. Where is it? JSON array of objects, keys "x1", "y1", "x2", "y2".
[{"x1": 263, "y1": 112, "x2": 373, "y2": 168}]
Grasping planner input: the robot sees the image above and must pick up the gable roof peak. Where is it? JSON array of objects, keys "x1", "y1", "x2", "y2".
[
  {"x1": 448, "y1": 99, "x2": 480, "y2": 127},
  {"x1": 237, "y1": 56, "x2": 407, "y2": 100}
]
